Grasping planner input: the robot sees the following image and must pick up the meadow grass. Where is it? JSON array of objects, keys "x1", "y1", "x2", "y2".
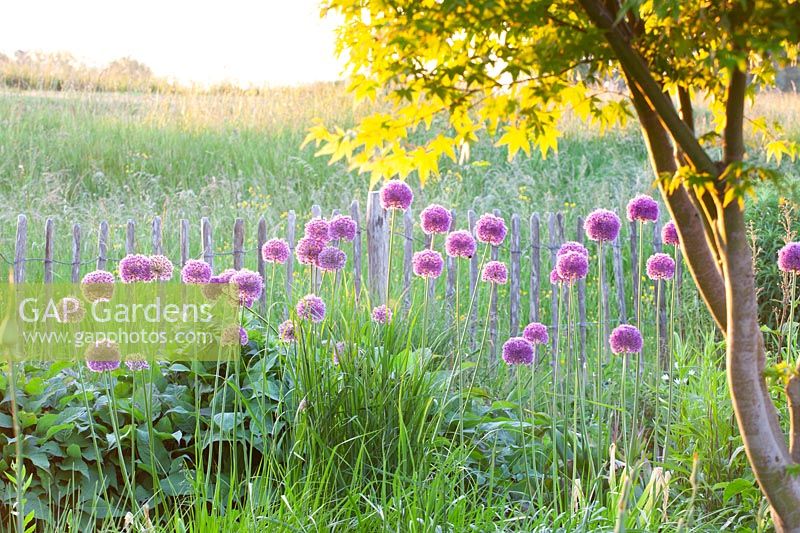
[{"x1": 0, "y1": 86, "x2": 799, "y2": 532}]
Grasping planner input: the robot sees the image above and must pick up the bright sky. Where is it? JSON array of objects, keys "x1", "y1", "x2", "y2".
[{"x1": 0, "y1": 0, "x2": 345, "y2": 86}]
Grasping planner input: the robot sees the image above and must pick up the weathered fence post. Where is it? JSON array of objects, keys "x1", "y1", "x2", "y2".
[
  {"x1": 43, "y1": 218, "x2": 54, "y2": 284},
  {"x1": 126, "y1": 219, "x2": 136, "y2": 255},
  {"x1": 152, "y1": 216, "x2": 163, "y2": 255},
  {"x1": 529, "y1": 213, "x2": 540, "y2": 324},
  {"x1": 233, "y1": 218, "x2": 245, "y2": 270},
  {"x1": 71, "y1": 224, "x2": 81, "y2": 283},
  {"x1": 366, "y1": 191, "x2": 388, "y2": 305},
  {"x1": 510, "y1": 213, "x2": 521, "y2": 336},
  {"x1": 180, "y1": 219, "x2": 189, "y2": 267},
  {"x1": 201, "y1": 217, "x2": 213, "y2": 268},
  {"x1": 97, "y1": 221, "x2": 109, "y2": 271},
  {"x1": 488, "y1": 209, "x2": 501, "y2": 360},
  {"x1": 14, "y1": 214, "x2": 27, "y2": 283}
]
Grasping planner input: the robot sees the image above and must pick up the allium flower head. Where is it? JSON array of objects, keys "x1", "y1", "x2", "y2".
[
  {"x1": 420, "y1": 204, "x2": 452, "y2": 235},
  {"x1": 149, "y1": 255, "x2": 174, "y2": 281},
  {"x1": 81, "y1": 270, "x2": 115, "y2": 302},
  {"x1": 85, "y1": 340, "x2": 121, "y2": 372},
  {"x1": 229, "y1": 269, "x2": 264, "y2": 307},
  {"x1": 372, "y1": 304, "x2": 393, "y2": 324},
  {"x1": 412, "y1": 250, "x2": 444, "y2": 279},
  {"x1": 481, "y1": 261, "x2": 508, "y2": 284},
  {"x1": 119, "y1": 254, "x2": 154, "y2": 283},
  {"x1": 662, "y1": 221, "x2": 679, "y2": 247},
  {"x1": 475, "y1": 213, "x2": 507, "y2": 246},
  {"x1": 445, "y1": 230, "x2": 477, "y2": 258},
  {"x1": 778, "y1": 242, "x2": 800, "y2": 273},
  {"x1": 278, "y1": 320, "x2": 295, "y2": 342},
  {"x1": 181, "y1": 260, "x2": 212, "y2": 284},
  {"x1": 627, "y1": 194, "x2": 660, "y2": 223},
  {"x1": 329, "y1": 215, "x2": 357, "y2": 242},
  {"x1": 262, "y1": 238, "x2": 291, "y2": 264},
  {"x1": 56, "y1": 297, "x2": 85, "y2": 323},
  {"x1": 304, "y1": 217, "x2": 331, "y2": 243},
  {"x1": 502, "y1": 337, "x2": 534, "y2": 366},
  {"x1": 549, "y1": 269, "x2": 564, "y2": 284},
  {"x1": 646, "y1": 253, "x2": 676, "y2": 280},
  {"x1": 296, "y1": 237, "x2": 324, "y2": 265},
  {"x1": 523, "y1": 322, "x2": 549, "y2": 345},
  {"x1": 296, "y1": 294, "x2": 326, "y2": 323},
  {"x1": 379, "y1": 179, "x2": 414, "y2": 211},
  {"x1": 584, "y1": 209, "x2": 621, "y2": 243},
  {"x1": 317, "y1": 246, "x2": 347, "y2": 272},
  {"x1": 609, "y1": 325, "x2": 643, "y2": 354},
  {"x1": 556, "y1": 251, "x2": 589, "y2": 283},
  {"x1": 124, "y1": 354, "x2": 150, "y2": 372},
  {"x1": 557, "y1": 241, "x2": 589, "y2": 258}
]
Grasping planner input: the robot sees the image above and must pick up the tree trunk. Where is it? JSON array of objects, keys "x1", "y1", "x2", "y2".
[{"x1": 721, "y1": 201, "x2": 800, "y2": 532}]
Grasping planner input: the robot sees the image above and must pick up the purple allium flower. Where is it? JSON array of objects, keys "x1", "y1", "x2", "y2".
[
  {"x1": 481, "y1": 260, "x2": 508, "y2": 284},
  {"x1": 501, "y1": 337, "x2": 534, "y2": 366},
  {"x1": 56, "y1": 297, "x2": 85, "y2": 323},
  {"x1": 262, "y1": 238, "x2": 291, "y2": 264},
  {"x1": 149, "y1": 255, "x2": 174, "y2": 281},
  {"x1": 646, "y1": 253, "x2": 676, "y2": 280},
  {"x1": 475, "y1": 213, "x2": 507, "y2": 246},
  {"x1": 557, "y1": 241, "x2": 589, "y2": 258},
  {"x1": 329, "y1": 215, "x2": 357, "y2": 242},
  {"x1": 229, "y1": 269, "x2": 264, "y2": 307},
  {"x1": 523, "y1": 322, "x2": 549, "y2": 345},
  {"x1": 124, "y1": 354, "x2": 150, "y2": 372},
  {"x1": 662, "y1": 221, "x2": 680, "y2": 247},
  {"x1": 85, "y1": 340, "x2": 121, "y2": 372},
  {"x1": 372, "y1": 304, "x2": 393, "y2": 324},
  {"x1": 221, "y1": 325, "x2": 248, "y2": 346},
  {"x1": 549, "y1": 269, "x2": 564, "y2": 284},
  {"x1": 317, "y1": 246, "x2": 347, "y2": 272},
  {"x1": 609, "y1": 324, "x2": 643, "y2": 354},
  {"x1": 81, "y1": 270, "x2": 115, "y2": 302},
  {"x1": 412, "y1": 250, "x2": 444, "y2": 279},
  {"x1": 119, "y1": 254, "x2": 154, "y2": 283},
  {"x1": 584, "y1": 209, "x2": 621, "y2": 243},
  {"x1": 778, "y1": 242, "x2": 800, "y2": 273},
  {"x1": 296, "y1": 237, "x2": 325, "y2": 265},
  {"x1": 278, "y1": 320, "x2": 295, "y2": 342},
  {"x1": 627, "y1": 194, "x2": 660, "y2": 223},
  {"x1": 445, "y1": 230, "x2": 477, "y2": 259},
  {"x1": 379, "y1": 179, "x2": 414, "y2": 211},
  {"x1": 304, "y1": 217, "x2": 331, "y2": 243},
  {"x1": 556, "y1": 251, "x2": 589, "y2": 283},
  {"x1": 296, "y1": 294, "x2": 326, "y2": 323},
  {"x1": 181, "y1": 260, "x2": 213, "y2": 284},
  {"x1": 420, "y1": 204, "x2": 452, "y2": 235}
]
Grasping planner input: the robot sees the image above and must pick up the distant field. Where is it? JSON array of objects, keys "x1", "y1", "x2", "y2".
[{"x1": 0, "y1": 86, "x2": 797, "y2": 271}]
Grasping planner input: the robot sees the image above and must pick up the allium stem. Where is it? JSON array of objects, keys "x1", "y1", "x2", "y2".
[
  {"x1": 105, "y1": 372, "x2": 136, "y2": 506},
  {"x1": 386, "y1": 209, "x2": 396, "y2": 306},
  {"x1": 77, "y1": 364, "x2": 111, "y2": 511},
  {"x1": 790, "y1": 272, "x2": 797, "y2": 365},
  {"x1": 595, "y1": 241, "x2": 605, "y2": 498},
  {"x1": 517, "y1": 369, "x2": 534, "y2": 499}
]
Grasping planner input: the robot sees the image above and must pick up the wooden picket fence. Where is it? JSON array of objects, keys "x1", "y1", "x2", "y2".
[{"x1": 6, "y1": 190, "x2": 683, "y2": 362}]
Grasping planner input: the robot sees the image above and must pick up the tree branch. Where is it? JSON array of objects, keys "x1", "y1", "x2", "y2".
[
  {"x1": 787, "y1": 375, "x2": 800, "y2": 463},
  {"x1": 678, "y1": 87, "x2": 694, "y2": 135},
  {"x1": 724, "y1": 67, "x2": 747, "y2": 164}
]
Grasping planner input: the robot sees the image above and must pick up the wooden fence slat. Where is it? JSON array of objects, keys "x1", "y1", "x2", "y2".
[
  {"x1": 577, "y1": 216, "x2": 587, "y2": 366},
  {"x1": 152, "y1": 216, "x2": 163, "y2": 255},
  {"x1": 403, "y1": 208, "x2": 413, "y2": 313},
  {"x1": 14, "y1": 214, "x2": 27, "y2": 283},
  {"x1": 180, "y1": 219, "x2": 189, "y2": 267},
  {"x1": 350, "y1": 201, "x2": 362, "y2": 303},
  {"x1": 201, "y1": 217, "x2": 213, "y2": 267},
  {"x1": 126, "y1": 219, "x2": 136, "y2": 255},
  {"x1": 71, "y1": 224, "x2": 81, "y2": 283},
  {"x1": 510, "y1": 213, "x2": 521, "y2": 336},
  {"x1": 612, "y1": 233, "x2": 627, "y2": 324},
  {"x1": 233, "y1": 218, "x2": 245, "y2": 270},
  {"x1": 97, "y1": 221, "x2": 109, "y2": 271},
  {"x1": 43, "y1": 218, "x2": 54, "y2": 284},
  {"x1": 529, "y1": 213, "x2": 540, "y2": 323},
  {"x1": 446, "y1": 210, "x2": 457, "y2": 328},
  {"x1": 489, "y1": 209, "x2": 501, "y2": 360},
  {"x1": 286, "y1": 210, "x2": 296, "y2": 317},
  {"x1": 468, "y1": 210, "x2": 478, "y2": 349},
  {"x1": 366, "y1": 191, "x2": 388, "y2": 305},
  {"x1": 257, "y1": 217, "x2": 268, "y2": 309}
]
